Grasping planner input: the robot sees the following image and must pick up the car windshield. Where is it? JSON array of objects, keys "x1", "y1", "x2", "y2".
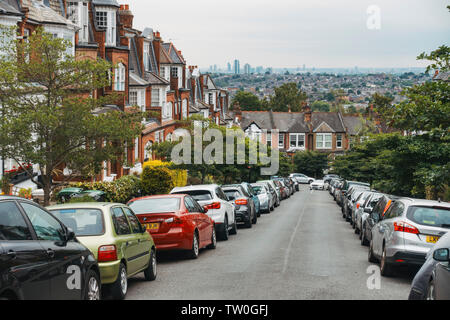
[
  {"x1": 252, "y1": 186, "x2": 265, "y2": 194},
  {"x1": 172, "y1": 190, "x2": 213, "y2": 202},
  {"x1": 407, "y1": 206, "x2": 450, "y2": 228},
  {"x1": 224, "y1": 189, "x2": 240, "y2": 200},
  {"x1": 129, "y1": 198, "x2": 180, "y2": 214},
  {"x1": 50, "y1": 208, "x2": 104, "y2": 236}
]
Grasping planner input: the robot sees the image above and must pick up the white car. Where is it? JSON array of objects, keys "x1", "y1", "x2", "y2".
[
  {"x1": 170, "y1": 185, "x2": 237, "y2": 240},
  {"x1": 310, "y1": 180, "x2": 325, "y2": 190},
  {"x1": 290, "y1": 173, "x2": 315, "y2": 184}
]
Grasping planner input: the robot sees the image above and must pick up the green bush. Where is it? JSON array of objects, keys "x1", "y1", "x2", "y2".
[
  {"x1": 70, "y1": 175, "x2": 141, "y2": 204},
  {"x1": 141, "y1": 166, "x2": 174, "y2": 196}
]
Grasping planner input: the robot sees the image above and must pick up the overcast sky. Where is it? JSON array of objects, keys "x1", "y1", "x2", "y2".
[{"x1": 131, "y1": 0, "x2": 450, "y2": 69}]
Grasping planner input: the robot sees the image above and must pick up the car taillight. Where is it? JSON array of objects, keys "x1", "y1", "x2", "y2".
[
  {"x1": 235, "y1": 199, "x2": 248, "y2": 205},
  {"x1": 394, "y1": 221, "x2": 419, "y2": 234},
  {"x1": 165, "y1": 217, "x2": 183, "y2": 224},
  {"x1": 98, "y1": 245, "x2": 117, "y2": 262},
  {"x1": 356, "y1": 203, "x2": 360, "y2": 209},
  {"x1": 206, "y1": 202, "x2": 221, "y2": 210}
]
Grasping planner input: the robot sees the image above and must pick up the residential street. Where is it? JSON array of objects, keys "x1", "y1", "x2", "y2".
[{"x1": 125, "y1": 185, "x2": 414, "y2": 300}]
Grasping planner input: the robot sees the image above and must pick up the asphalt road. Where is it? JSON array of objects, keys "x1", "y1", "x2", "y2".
[{"x1": 125, "y1": 185, "x2": 415, "y2": 300}]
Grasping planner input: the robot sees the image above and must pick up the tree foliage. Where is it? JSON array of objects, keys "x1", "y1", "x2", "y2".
[
  {"x1": 0, "y1": 27, "x2": 143, "y2": 205},
  {"x1": 293, "y1": 151, "x2": 329, "y2": 179}
]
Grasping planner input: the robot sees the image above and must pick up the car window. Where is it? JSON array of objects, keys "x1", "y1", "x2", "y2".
[
  {"x1": 216, "y1": 188, "x2": 228, "y2": 201},
  {"x1": 173, "y1": 190, "x2": 212, "y2": 201},
  {"x1": 407, "y1": 206, "x2": 450, "y2": 228},
  {"x1": 122, "y1": 207, "x2": 142, "y2": 234},
  {"x1": 111, "y1": 207, "x2": 131, "y2": 235},
  {"x1": 20, "y1": 202, "x2": 64, "y2": 242},
  {"x1": 129, "y1": 198, "x2": 180, "y2": 214},
  {"x1": 191, "y1": 197, "x2": 204, "y2": 213},
  {"x1": 50, "y1": 208, "x2": 104, "y2": 236},
  {"x1": 0, "y1": 201, "x2": 33, "y2": 241},
  {"x1": 184, "y1": 197, "x2": 197, "y2": 213}
]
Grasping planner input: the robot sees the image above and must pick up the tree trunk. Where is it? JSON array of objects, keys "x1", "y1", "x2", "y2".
[{"x1": 43, "y1": 175, "x2": 52, "y2": 207}]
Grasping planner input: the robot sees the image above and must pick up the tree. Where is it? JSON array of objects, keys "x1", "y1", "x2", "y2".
[
  {"x1": 269, "y1": 83, "x2": 308, "y2": 112},
  {"x1": 231, "y1": 91, "x2": 262, "y2": 111},
  {"x1": 293, "y1": 151, "x2": 329, "y2": 179},
  {"x1": 0, "y1": 27, "x2": 143, "y2": 205},
  {"x1": 311, "y1": 101, "x2": 330, "y2": 112}
]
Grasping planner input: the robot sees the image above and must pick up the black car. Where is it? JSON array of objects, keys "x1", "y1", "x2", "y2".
[
  {"x1": 222, "y1": 185, "x2": 256, "y2": 227},
  {"x1": 428, "y1": 247, "x2": 450, "y2": 300},
  {"x1": 0, "y1": 196, "x2": 101, "y2": 300}
]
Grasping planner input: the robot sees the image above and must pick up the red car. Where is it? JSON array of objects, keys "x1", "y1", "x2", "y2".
[{"x1": 127, "y1": 194, "x2": 216, "y2": 259}]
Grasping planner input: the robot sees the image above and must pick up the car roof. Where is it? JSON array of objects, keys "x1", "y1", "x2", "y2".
[
  {"x1": 171, "y1": 184, "x2": 219, "y2": 192},
  {"x1": 398, "y1": 198, "x2": 450, "y2": 208},
  {"x1": 47, "y1": 202, "x2": 123, "y2": 210},
  {"x1": 128, "y1": 194, "x2": 184, "y2": 203}
]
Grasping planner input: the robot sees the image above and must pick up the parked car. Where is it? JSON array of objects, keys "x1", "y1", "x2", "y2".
[
  {"x1": 71, "y1": 190, "x2": 107, "y2": 202},
  {"x1": 409, "y1": 231, "x2": 450, "y2": 300},
  {"x1": 240, "y1": 182, "x2": 261, "y2": 217},
  {"x1": 0, "y1": 196, "x2": 101, "y2": 300},
  {"x1": 222, "y1": 186, "x2": 256, "y2": 228},
  {"x1": 344, "y1": 186, "x2": 371, "y2": 222},
  {"x1": 338, "y1": 181, "x2": 370, "y2": 210},
  {"x1": 274, "y1": 180, "x2": 289, "y2": 200},
  {"x1": 170, "y1": 185, "x2": 237, "y2": 241},
  {"x1": 310, "y1": 180, "x2": 325, "y2": 190},
  {"x1": 271, "y1": 177, "x2": 292, "y2": 197},
  {"x1": 57, "y1": 187, "x2": 83, "y2": 203},
  {"x1": 427, "y1": 247, "x2": 450, "y2": 300},
  {"x1": 290, "y1": 173, "x2": 315, "y2": 184},
  {"x1": 356, "y1": 192, "x2": 384, "y2": 244},
  {"x1": 368, "y1": 198, "x2": 450, "y2": 277},
  {"x1": 333, "y1": 180, "x2": 345, "y2": 204},
  {"x1": 323, "y1": 175, "x2": 339, "y2": 190},
  {"x1": 127, "y1": 195, "x2": 216, "y2": 258},
  {"x1": 257, "y1": 180, "x2": 281, "y2": 207},
  {"x1": 48, "y1": 202, "x2": 156, "y2": 300},
  {"x1": 251, "y1": 183, "x2": 274, "y2": 214},
  {"x1": 363, "y1": 194, "x2": 400, "y2": 249}
]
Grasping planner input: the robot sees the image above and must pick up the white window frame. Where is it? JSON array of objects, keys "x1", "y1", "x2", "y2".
[
  {"x1": 114, "y1": 63, "x2": 125, "y2": 91},
  {"x1": 289, "y1": 133, "x2": 306, "y2": 149},
  {"x1": 143, "y1": 42, "x2": 150, "y2": 72},
  {"x1": 96, "y1": 7, "x2": 116, "y2": 47},
  {"x1": 278, "y1": 133, "x2": 285, "y2": 149},
  {"x1": 266, "y1": 132, "x2": 272, "y2": 147},
  {"x1": 68, "y1": 1, "x2": 89, "y2": 43},
  {"x1": 336, "y1": 134, "x2": 343, "y2": 149},
  {"x1": 316, "y1": 133, "x2": 332, "y2": 149}
]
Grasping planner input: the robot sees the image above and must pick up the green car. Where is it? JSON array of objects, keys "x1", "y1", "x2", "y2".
[
  {"x1": 47, "y1": 202, "x2": 157, "y2": 300},
  {"x1": 57, "y1": 187, "x2": 83, "y2": 203}
]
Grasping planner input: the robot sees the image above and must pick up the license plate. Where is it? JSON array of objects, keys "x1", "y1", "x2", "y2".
[
  {"x1": 145, "y1": 223, "x2": 160, "y2": 230},
  {"x1": 426, "y1": 236, "x2": 440, "y2": 244}
]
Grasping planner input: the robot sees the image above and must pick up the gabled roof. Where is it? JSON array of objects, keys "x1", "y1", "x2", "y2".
[
  {"x1": 22, "y1": 0, "x2": 76, "y2": 27},
  {"x1": 313, "y1": 121, "x2": 335, "y2": 133},
  {"x1": 162, "y1": 42, "x2": 185, "y2": 64},
  {"x1": 342, "y1": 115, "x2": 363, "y2": 136},
  {"x1": 92, "y1": 0, "x2": 120, "y2": 7},
  {"x1": 159, "y1": 45, "x2": 172, "y2": 64},
  {"x1": 0, "y1": 0, "x2": 22, "y2": 16}
]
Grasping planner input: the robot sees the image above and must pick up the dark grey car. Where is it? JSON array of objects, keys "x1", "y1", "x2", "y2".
[{"x1": 409, "y1": 231, "x2": 450, "y2": 300}]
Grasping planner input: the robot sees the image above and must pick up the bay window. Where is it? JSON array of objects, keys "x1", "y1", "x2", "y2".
[
  {"x1": 67, "y1": 1, "x2": 89, "y2": 43},
  {"x1": 114, "y1": 63, "x2": 125, "y2": 91},
  {"x1": 151, "y1": 88, "x2": 160, "y2": 107},
  {"x1": 95, "y1": 8, "x2": 116, "y2": 46},
  {"x1": 316, "y1": 133, "x2": 332, "y2": 149},
  {"x1": 143, "y1": 42, "x2": 150, "y2": 71}
]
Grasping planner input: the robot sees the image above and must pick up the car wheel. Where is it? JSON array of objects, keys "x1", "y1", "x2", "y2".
[
  {"x1": 229, "y1": 216, "x2": 238, "y2": 235},
  {"x1": 207, "y1": 227, "x2": 217, "y2": 249},
  {"x1": 252, "y1": 208, "x2": 258, "y2": 224},
  {"x1": 380, "y1": 246, "x2": 393, "y2": 277},
  {"x1": 220, "y1": 216, "x2": 229, "y2": 241},
  {"x1": 188, "y1": 232, "x2": 200, "y2": 259},
  {"x1": 144, "y1": 249, "x2": 157, "y2": 281},
  {"x1": 84, "y1": 269, "x2": 101, "y2": 300},
  {"x1": 426, "y1": 279, "x2": 436, "y2": 300},
  {"x1": 110, "y1": 263, "x2": 128, "y2": 300},
  {"x1": 361, "y1": 226, "x2": 369, "y2": 246},
  {"x1": 368, "y1": 241, "x2": 377, "y2": 263}
]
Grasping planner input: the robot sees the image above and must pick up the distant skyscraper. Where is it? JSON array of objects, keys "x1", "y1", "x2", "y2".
[
  {"x1": 227, "y1": 62, "x2": 232, "y2": 73},
  {"x1": 303, "y1": 64, "x2": 306, "y2": 71},
  {"x1": 244, "y1": 63, "x2": 251, "y2": 74},
  {"x1": 234, "y1": 60, "x2": 240, "y2": 74}
]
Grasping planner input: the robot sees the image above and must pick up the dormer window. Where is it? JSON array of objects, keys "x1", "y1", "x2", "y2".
[
  {"x1": 143, "y1": 42, "x2": 150, "y2": 72},
  {"x1": 95, "y1": 7, "x2": 116, "y2": 46},
  {"x1": 67, "y1": 1, "x2": 89, "y2": 43},
  {"x1": 114, "y1": 63, "x2": 125, "y2": 91}
]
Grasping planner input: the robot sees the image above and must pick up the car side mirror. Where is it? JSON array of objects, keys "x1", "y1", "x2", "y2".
[
  {"x1": 203, "y1": 206, "x2": 209, "y2": 213},
  {"x1": 371, "y1": 212, "x2": 380, "y2": 223},
  {"x1": 140, "y1": 224, "x2": 147, "y2": 234},
  {"x1": 65, "y1": 227, "x2": 76, "y2": 242},
  {"x1": 433, "y1": 248, "x2": 449, "y2": 262},
  {"x1": 364, "y1": 207, "x2": 372, "y2": 214}
]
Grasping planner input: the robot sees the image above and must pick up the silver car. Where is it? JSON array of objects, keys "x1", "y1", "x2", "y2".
[
  {"x1": 257, "y1": 180, "x2": 280, "y2": 207},
  {"x1": 251, "y1": 183, "x2": 274, "y2": 213},
  {"x1": 369, "y1": 198, "x2": 450, "y2": 277}
]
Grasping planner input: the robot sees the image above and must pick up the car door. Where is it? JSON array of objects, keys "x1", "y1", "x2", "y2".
[
  {"x1": 193, "y1": 197, "x2": 213, "y2": 246},
  {"x1": 0, "y1": 200, "x2": 51, "y2": 300},
  {"x1": 18, "y1": 201, "x2": 86, "y2": 300},
  {"x1": 184, "y1": 197, "x2": 204, "y2": 241},
  {"x1": 122, "y1": 207, "x2": 151, "y2": 273},
  {"x1": 110, "y1": 207, "x2": 138, "y2": 275},
  {"x1": 435, "y1": 262, "x2": 450, "y2": 300},
  {"x1": 216, "y1": 188, "x2": 235, "y2": 225}
]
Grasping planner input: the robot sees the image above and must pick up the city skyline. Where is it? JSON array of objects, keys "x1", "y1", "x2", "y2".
[{"x1": 131, "y1": 0, "x2": 450, "y2": 69}]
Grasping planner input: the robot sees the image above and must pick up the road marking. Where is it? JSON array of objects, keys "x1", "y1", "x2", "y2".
[{"x1": 282, "y1": 199, "x2": 307, "y2": 274}]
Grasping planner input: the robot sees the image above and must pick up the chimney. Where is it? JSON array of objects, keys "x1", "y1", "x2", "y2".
[
  {"x1": 303, "y1": 103, "x2": 312, "y2": 123},
  {"x1": 153, "y1": 31, "x2": 162, "y2": 72},
  {"x1": 119, "y1": 4, "x2": 134, "y2": 29}
]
